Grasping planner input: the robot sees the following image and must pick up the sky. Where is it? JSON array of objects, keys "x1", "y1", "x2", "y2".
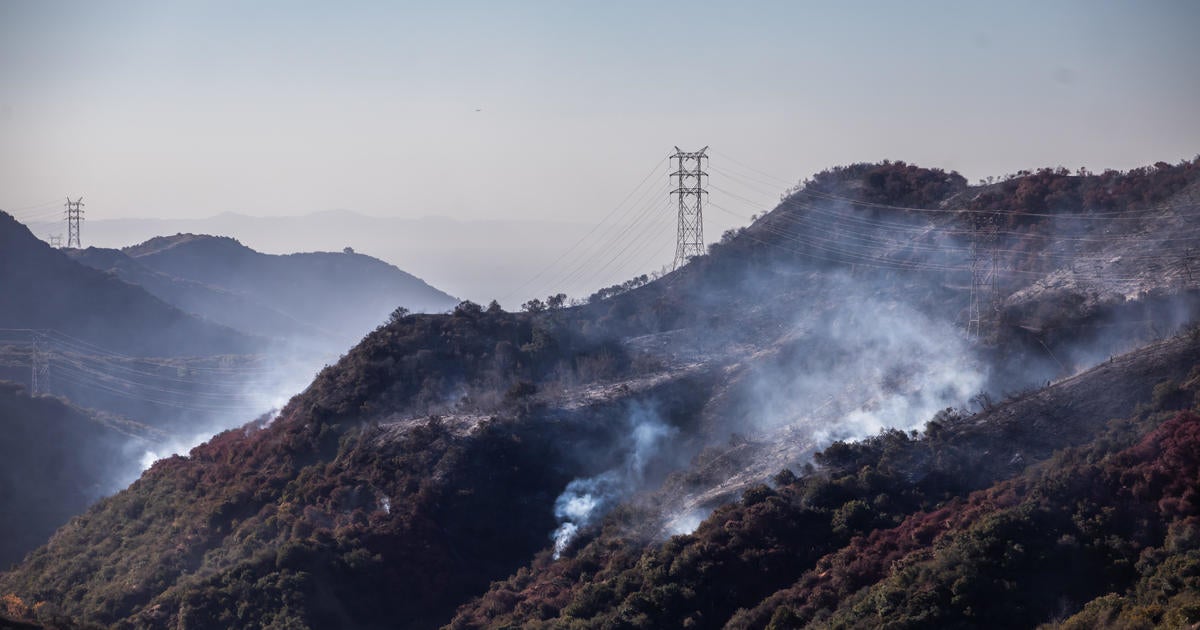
[{"x1": 2, "y1": 1, "x2": 1198, "y2": 299}]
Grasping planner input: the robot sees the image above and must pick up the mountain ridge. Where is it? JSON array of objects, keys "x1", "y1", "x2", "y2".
[
  {"x1": 67, "y1": 245, "x2": 327, "y2": 344},
  {"x1": 111, "y1": 233, "x2": 458, "y2": 349},
  {"x1": 0, "y1": 212, "x2": 259, "y2": 358},
  {"x1": 3, "y1": 158, "x2": 1199, "y2": 628}
]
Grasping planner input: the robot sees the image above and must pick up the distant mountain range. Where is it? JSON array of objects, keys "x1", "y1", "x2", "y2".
[
  {"x1": 24, "y1": 211, "x2": 618, "y2": 306},
  {"x1": 0, "y1": 211, "x2": 257, "y2": 358},
  {"x1": 0, "y1": 212, "x2": 459, "y2": 425},
  {"x1": 68, "y1": 233, "x2": 458, "y2": 351}
]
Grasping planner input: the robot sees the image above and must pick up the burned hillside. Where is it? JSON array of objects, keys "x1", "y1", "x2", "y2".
[{"x1": 2, "y1": 159, "x2": 1200, "y2": 629}]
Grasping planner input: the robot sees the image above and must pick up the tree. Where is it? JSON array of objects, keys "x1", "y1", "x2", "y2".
[
  {"x1": 454, "y1": 301, "x2": 483, "y2": 317},
  {"x1": 388, "y1": 306, "x2": 410, "y2": 324},
  {"x1": 546, "y1": 294, "x2": 567, "y2": 310},
  {"x1": 522, "y1": 299, "x2": 546, "y2": 314}
]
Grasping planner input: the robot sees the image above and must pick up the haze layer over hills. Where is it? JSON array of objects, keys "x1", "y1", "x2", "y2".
[
  {"x1": 69, "y1": 233, "x2": 457, "y2": 352},
  {"x1": 0, "y1": 215, "x2": 459, "y2": 572},
  {"x1": 26, "y1": 212, "x2": 597, "y2": 307}
]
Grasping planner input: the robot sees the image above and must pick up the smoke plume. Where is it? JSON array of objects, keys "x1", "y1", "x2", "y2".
[{"x1": 552, "y1": 402, "x2": 676, "y2": 557}]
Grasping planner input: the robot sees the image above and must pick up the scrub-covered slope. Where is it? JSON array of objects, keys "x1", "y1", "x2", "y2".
[{"x1": 2, "y1": 158, "x2": 1199, "y2": 629}]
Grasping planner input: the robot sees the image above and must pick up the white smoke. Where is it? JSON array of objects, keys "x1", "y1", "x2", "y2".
[
  {"x1": 743, "y1": 279, "x2": 987, "y2": 445},
  {"x1": 552, "y1": 402, "x2": 676, "y2": 558},
  {"x1": 133, "y1": 346, "x2": 329, "y2": 472},
  {"x1": 664, "y1": 509, "x2": 707, "y2": 537},
  {"x1": 551, "y1": 473, "x2": 619, "y2": 557},
  {"x1": 634, "y1": 270, "x2": 991, "y2": 539}
]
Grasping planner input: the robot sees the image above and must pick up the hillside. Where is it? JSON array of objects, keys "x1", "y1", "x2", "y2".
[
  {"x1": 0, "y1": 382, "x2": 161, "y2": 570},
  {"x1": 450, "y1": 333, "x2": 1200, "y2": 628},
  {"x1": 1, "y1": 159, "x2": 1199, "y2": 629},
  {"x1": 0, "y1": 227, "x2": 457, "y2": 436},
  {"x1": 0, "y1": 215, "x2": 267, "y2": 579},
  {"x1": 66, "y1": 247, "x2": 328, "y2": 345},
  {"x1": 116, "y1": 234, "x2": 458, "y2": 348},
  {"x1": 0, "y1": 212, "x2": 259, "y2": 358}
]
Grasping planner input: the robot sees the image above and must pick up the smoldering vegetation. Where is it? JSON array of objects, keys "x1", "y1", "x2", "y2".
[
  {"x1": 536, "y1": 159, "x2": 1200, "y2": 550},
  {"x1": 552, "y1": 401, "x2": 677, "y2": 556},
  {"x1": 440, "y1": 160, "x2": 1200, "y2": 629}
]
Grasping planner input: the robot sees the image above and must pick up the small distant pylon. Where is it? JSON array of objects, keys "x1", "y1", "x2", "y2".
[
  {"x1": 31, "y1": 332, "x2": 50, "y2": 395},
  {"x1": 65, "y1": 197, "x2": 84, "y2": 248},
  {"x1": 670, "y1": 147, "x2": 708, "y2": 269},
  {"x1": 47, "y1": 235, "x2": 63, "y2": 248}
]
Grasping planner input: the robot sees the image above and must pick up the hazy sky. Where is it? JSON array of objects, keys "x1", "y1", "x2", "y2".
[{"x1": 2, "y1": 1, "x2": 1198, "y2": 230}]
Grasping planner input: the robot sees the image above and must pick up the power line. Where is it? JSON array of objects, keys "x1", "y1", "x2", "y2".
[
  {"x1": 3, "y1": 198, "x2": 65, "y2": 213},
  {"x1": 708, "y1": 153, "x2": 1200, "y2": 220},
  {"x1": 711, "y1": 164, "x2": 1200, "y2": 241},
  {"x1": 724, "y1": 190, "x2": 1200, "y2": 270},
  {"x1": 708, "y1": 148, "x2": 795, "y2": 189},
  {"x1": 0, "y1": 328, "x2": 274, "y2": 375},
  {"x1": 52, "y1": 356, "x2": 255, "y2": 402},
  {"x1": 10, "y1": 206, "x2": 68, "y2": 222},
  {"x1": 707, "y1": 165, "x2": 1200, "y2": 268},
  {"x1": 710, "y1": 196, "x2": 1198, "y2": 286},
  {"x1": 49, "y1": 365, "x2": 262, "y2": 412},
  {"x1": 553, "y1": 182, "x2": 672, "y2": 296},
  {"x1": 570, "y1": 203, "x2": 674, "y2": 294},
  {"x1": 501, "y1": 156, "x2": 668, "y2": 304},
  {"x1": 0, "y1": 329, "x2": 278, "y2": 412},
  {"x1": 514, "y1": 147, "x2": 1198, "y2": 314}
]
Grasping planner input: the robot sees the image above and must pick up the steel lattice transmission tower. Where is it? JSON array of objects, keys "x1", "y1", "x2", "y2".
[
  {"x1": 64, "y1": 197, "x2": 84, "y2": 248},
  {"x1": 670, "y1": 147, "x2": 708, "y2": 270},
  {"x1": 967, "y1": 214, "x2": 999, "y2": 340}
]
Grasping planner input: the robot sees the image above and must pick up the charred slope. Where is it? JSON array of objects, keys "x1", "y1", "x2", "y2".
[
  {"x1": 446, "y1": 330, "x2": 1200, "y2": 629},
  {"x1": 0, "y1": 213, "x2": 258, "y2": 357},
  {"x1": 122, "y1": 234, "x2": 458, "y2": 346},
  {"x1": 0, "y1": 381, "x2": 160, "y2": 570}
]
